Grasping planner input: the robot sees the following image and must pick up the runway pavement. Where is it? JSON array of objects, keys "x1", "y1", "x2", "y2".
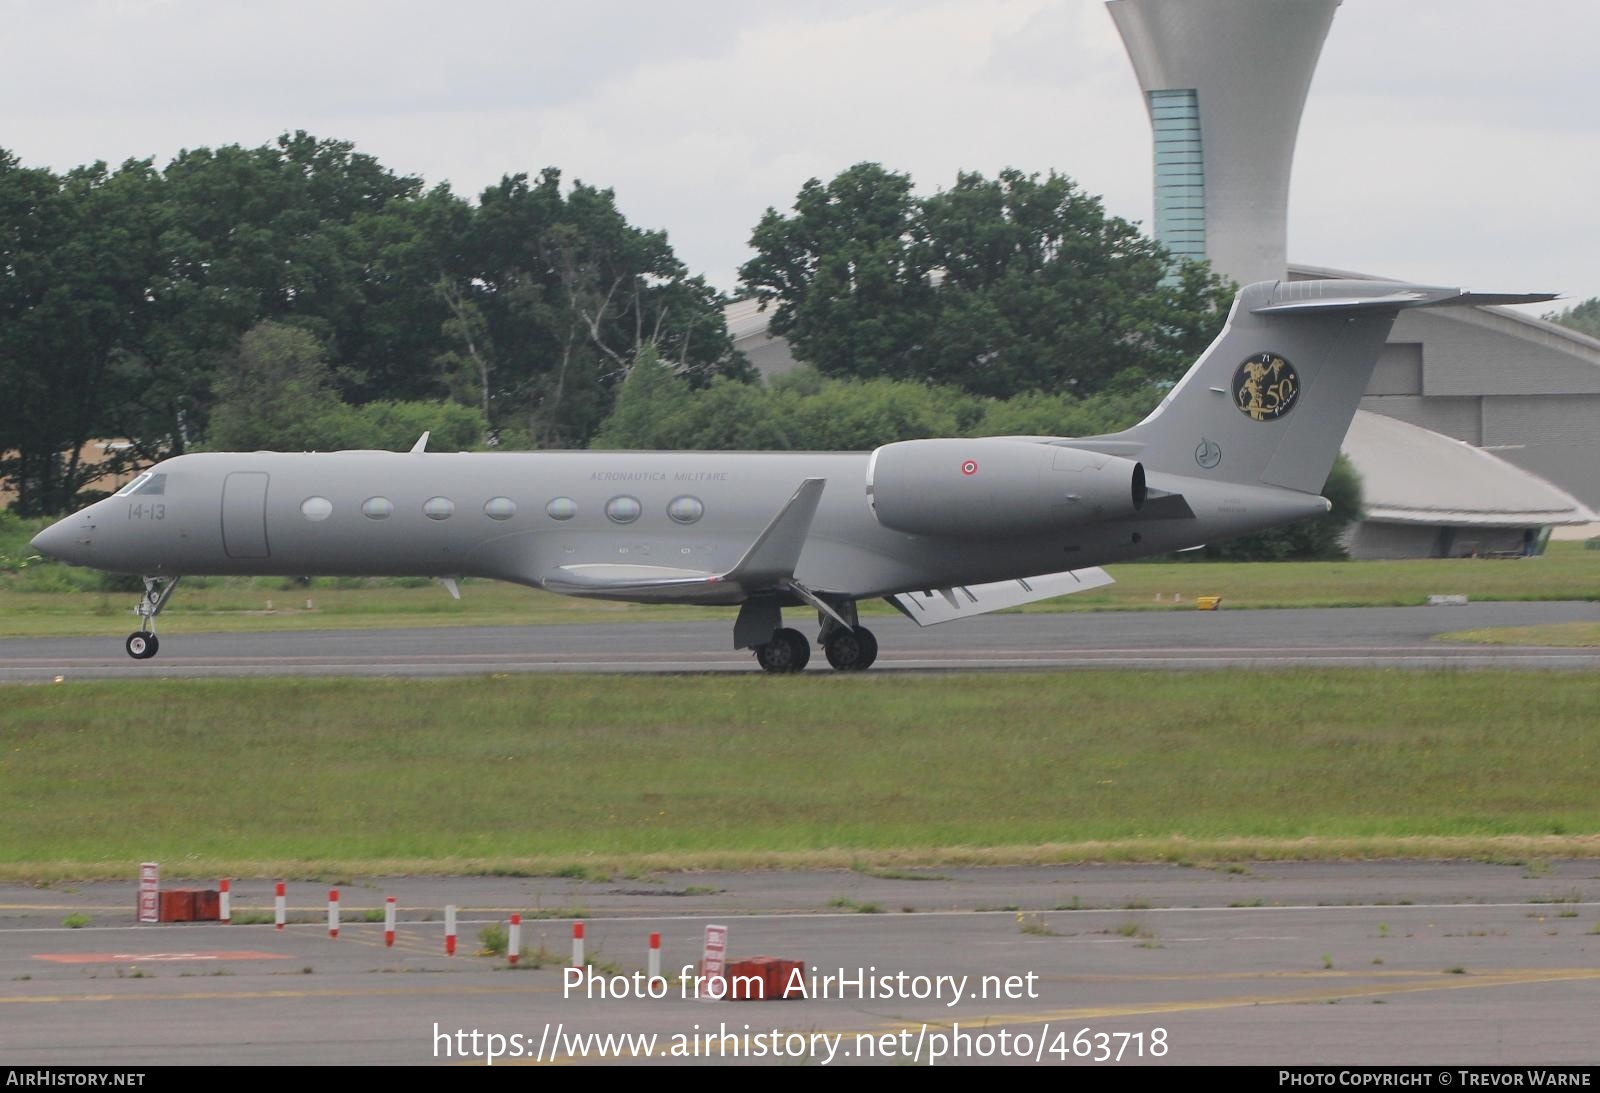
[
  {"x1": 1, "y1": 600, "x2": 1596, "y2": 681},
  {"x1": 2, "y1": 862, "x2": 1597, "y2": 1066}
]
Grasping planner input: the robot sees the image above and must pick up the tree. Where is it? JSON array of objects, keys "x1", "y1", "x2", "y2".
[
  {"x1": 740, "y1": 165, "x2": 1234, "y2": 398},
  {"x1": 206, "y1": 322, "x2": 341, "y2": 452},
  {"x1": 206, "y1": 321, "x2": 485, "y2": 453},
  {"x1": 3, "y1": 135, "x2": 744, "y2": 512},
  {"x1": 740, "y1": 163, "x2": 935, "y2": 382},
  {"x1": 591, "y1": 364, "x2": 1155, "y2": 453},
  {"x1": 310, "y1": 399, "x2": 485, "y2": 453},
  {"x1": 0, "y1": 153, "x2": 166, "y2": 514},
  {"x1": 588, "y1": 346, "x2": 695, "y2": 449},
  {"x1": 1545, "y1": 297, "x2": 1600, "y2": 341},
  {"x1": 97, "y1": 133, "x2": 438, "y2": 467},
  {"x1": 434, "y1": 275, "x2": 495, "y2": 423},
  {"x1": 972, "y1": 390, "x2": 1150, "y2": 437},
  {"x1": 464, "y1": 170, "x2": 745, "y2": 448}
]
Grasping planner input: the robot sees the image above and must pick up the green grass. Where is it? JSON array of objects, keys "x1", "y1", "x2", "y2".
[
  {"x1": 0, "y1": 542, "x2": 1593, "y2": 638},
  {"x1": 1017, "y1": 913, "x2": 1061, "y2": 937},
  {"x1": 1, "y1": 670, "x2": 1597, "y2": 879},
  {"x1": 827, "y1": 898, "x2": 884, "y2": 914},
  {"x1": 1017, "y1": 542, "x2": 1599, "y2": 613},
  {"x1": 852, "y1": 865, "x2": 951, "y2": 881},
  {"x1": 476, "y1": 924, "x2": 508, "y2": 957},
  {"x1": 1440, "y1": 622, "x2": 1600, "y2": 648},
  {"x1": 0, "y1": 580, "x2": 719, "y2": 638}
]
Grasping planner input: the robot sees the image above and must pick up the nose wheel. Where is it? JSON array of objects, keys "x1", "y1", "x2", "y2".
[
  {"x1": 125, "y1": 632, "x2": 160, "y2": 660},
  {"x1": 125, "y1": 576, "x2": 180, "y2": 660}
]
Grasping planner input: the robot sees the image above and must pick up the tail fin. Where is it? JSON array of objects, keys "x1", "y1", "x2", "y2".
[{"x1": 1099, "y1": 279, "x2": 1555, "y2": 493}]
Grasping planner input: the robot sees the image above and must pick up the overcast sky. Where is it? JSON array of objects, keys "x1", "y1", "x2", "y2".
[{"x1": 5, "y1": 0, "x2": 1595, "y2": 312}]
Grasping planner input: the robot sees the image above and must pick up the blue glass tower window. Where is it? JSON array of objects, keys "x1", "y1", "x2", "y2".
[{"x1": 1149, "y1": 89, "x2": 1205, "y2": 265}]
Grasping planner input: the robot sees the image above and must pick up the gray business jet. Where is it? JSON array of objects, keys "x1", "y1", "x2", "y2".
[{"x1": 30, "y1": 278, "x2": 1550, "y2": 671}]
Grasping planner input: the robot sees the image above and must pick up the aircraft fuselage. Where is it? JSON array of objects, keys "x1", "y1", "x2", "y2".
[{"x1": 35, "y1": 448, "x2": 1320, "y2": 603}]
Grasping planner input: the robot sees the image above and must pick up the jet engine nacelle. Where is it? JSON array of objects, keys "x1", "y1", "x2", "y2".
[{"x1": 866, "y1": 438, "x2": 1146, "y2": 537}]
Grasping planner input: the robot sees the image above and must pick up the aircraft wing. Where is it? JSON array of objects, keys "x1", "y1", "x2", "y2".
[
  {"x1": 541, "y1": 478, "x2": 826, "y2": 602},
  {"x1": 887, "y1": 566, "x2": 1115, "y2": 626}
]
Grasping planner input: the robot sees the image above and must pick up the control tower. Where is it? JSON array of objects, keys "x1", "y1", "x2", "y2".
[{"x1": 1108, "y1": 0, "x2": 1341, "y2": 286}]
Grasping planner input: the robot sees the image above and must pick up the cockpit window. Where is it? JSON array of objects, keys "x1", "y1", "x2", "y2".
[{"x1": 115, "y1": 472, "x2": 165, "y2": 497}]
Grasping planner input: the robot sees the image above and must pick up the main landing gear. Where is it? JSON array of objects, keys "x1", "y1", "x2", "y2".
[
  {"x1": 822, "y1": 625, "x2": 878, "y2": 672},
  {"x1": 754, "y1": 628, "x2": 810, "y2": 673},
  {"x1": 750, "y1": 598, "x2": 879, "y2": 674},
  {"x1": 126, "y1": 576, "x2": 180, "y2": 660}
]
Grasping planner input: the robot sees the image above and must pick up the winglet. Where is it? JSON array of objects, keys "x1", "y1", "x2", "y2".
[
  {"x1": 723, "y1": 478, "x2": 826, "y2": 588},
  {"x1": 410, "y1": 431, "x2": 430, "y2": 454}
]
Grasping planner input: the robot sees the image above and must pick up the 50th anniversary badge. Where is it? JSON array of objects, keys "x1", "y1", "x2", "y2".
[{"x1": 1233, "y1": 352, "x2": 1299, "y2": 421}]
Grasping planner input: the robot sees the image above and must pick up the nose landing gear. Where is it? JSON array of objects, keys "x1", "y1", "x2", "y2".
[
  {"x1": 126, "y1": 576, "x2": 180, "y2": 660},
  {"x1": 125, "y1": 631, "x2": 159, "y2": 659}
]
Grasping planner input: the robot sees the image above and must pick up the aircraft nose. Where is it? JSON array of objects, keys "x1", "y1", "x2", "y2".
[{"x1": 30, "y1": 517, "x2": 88, "y2": 564}]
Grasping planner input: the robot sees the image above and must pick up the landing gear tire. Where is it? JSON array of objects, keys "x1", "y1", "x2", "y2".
[
  {"x1": 823, "y1": 626, "x2": 878, "y2": 672},
  {"x1": 125, "y1": 632, "x2": 159, "y2": 660},
  {"x1": 125, "y1": 576, "x2": 180, "y2": 660},
  {"x1": 755, "y1": 627, "x2": 811, "y2": 673}
]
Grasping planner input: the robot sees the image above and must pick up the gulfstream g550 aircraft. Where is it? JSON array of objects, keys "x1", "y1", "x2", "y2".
[{"x1": 31, "y1": 279, "x2": 1551, "y2": 671}]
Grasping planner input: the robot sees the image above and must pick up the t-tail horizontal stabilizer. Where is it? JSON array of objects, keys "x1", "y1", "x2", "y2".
[
  {"x1": 888, "y1": 567, "x2": 1115, "y2": 626},
  {"x1": 1250, "y1": 287, "x2": 1556, "y2": 315}
]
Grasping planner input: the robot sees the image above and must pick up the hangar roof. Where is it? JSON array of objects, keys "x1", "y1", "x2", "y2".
[{"x1": 1341, "y1": 410, "x2": 1594, "y2": 528}]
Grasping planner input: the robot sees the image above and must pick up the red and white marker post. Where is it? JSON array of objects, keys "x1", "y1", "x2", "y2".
[
  {"x1": 384, "y1": 896, "x2": 396, "y2": 947},
  {"x1": 219, "y1": 878, "x2": 231, "y2": 925},
  {"x1": 572, "y1": 921, "x2": 585, "y2": 968},
  {"x1": 648, "y1": 931, "x2": 662, "y2": 986},
  {"x1": 444, "y1": 905, "x2": 457, "y2": 956},
  {"x1": 274, "y1": 882, "x2": 286, "y2": 931},
  {"x1": 327, "y1": 888, "x2": 340, "y2": 939},
  {"x1": 698, "y1": 924, "x2": 728, "y2": 1001},
  {"x1": 137, "y1": 863, "x2": 159, "y2": 924},
  {"x1": 507, "y1": 914, "x2": 522, "y2": 966}
]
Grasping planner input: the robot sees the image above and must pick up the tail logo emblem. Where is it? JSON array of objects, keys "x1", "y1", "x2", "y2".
[
  {"x1": 1232, "y1": 353, "x2": 1299, "y2": 421},
  {"x1": 1194, "y1": 438, "x2": 1222, "y2": 469}
]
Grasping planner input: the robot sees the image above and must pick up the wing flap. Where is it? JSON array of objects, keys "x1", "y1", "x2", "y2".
[
  {"x1": 543, "y1": 563, "x2": 721, "y2": 595},
  {"x1": 541, "y1": 478, "x2": 827, "y2": 601},
  {"x1": 888, "y1": 566, "x2": 1115, "y2": 627}
]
